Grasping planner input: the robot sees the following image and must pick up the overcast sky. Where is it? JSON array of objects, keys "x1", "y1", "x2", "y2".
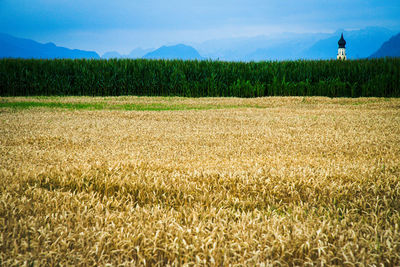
[{"x1": 1, "y1": 0, "x2": 399, "y2": 54}]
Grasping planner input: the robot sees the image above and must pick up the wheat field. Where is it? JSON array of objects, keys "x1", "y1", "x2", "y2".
[{"x1": 1, "y1": 97, "x2": 400, "y2": 266}]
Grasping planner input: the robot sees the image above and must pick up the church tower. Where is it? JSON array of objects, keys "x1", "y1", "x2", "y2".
[{"x1": 337, "y1": 33, "x2": 347, "y2": 60}]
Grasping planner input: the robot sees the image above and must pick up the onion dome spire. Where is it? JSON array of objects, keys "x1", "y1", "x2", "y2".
[{"x1": 338, "y1": 33, "x2": 346, "y2": 48}]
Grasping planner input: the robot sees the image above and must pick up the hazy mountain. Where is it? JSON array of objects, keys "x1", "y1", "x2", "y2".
[
  {"x1": 194, "y1": 33, "x2": 331, "y2": 61},
  {"x1": 245, "y1": 34, "x2": 330, "y2": 61},
  {"x1": 143, "y1": 44, "x2": 203, "y2": 60},
  {"x1": 0, "y1": 33, "x2": 100, "y2": 59},
  {"x1": 193, "y1": 27, "x2": 394, "y2": 61},
  {"x1": 128, "y1": 48, "x2": 153, "y2": 58},
  {"x1": 102, "y1": 48, "x2": 154, "y2": 59},
  {"x1": 102, "y1": 51, "x2": 123, "y2": 59},
  {"x1": 369, "y1": 32, "x2": 400, "y2": 58},
  {"x1": 301, "y1": 27, "x2": 394, "y2": 59}
]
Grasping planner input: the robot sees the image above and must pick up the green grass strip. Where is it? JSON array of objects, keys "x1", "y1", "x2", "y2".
[{"x1": 0, "y1": 101, "x2": 259, "y2": 111}]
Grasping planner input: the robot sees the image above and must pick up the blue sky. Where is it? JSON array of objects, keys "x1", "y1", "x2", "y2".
[{"x1": 1, "y1": 0, "x2": 399, "y2": 54}]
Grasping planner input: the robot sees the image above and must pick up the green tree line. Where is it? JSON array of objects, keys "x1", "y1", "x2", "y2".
[{"x1": 0, "y1": 58, "x2": 399, "y2": 97}]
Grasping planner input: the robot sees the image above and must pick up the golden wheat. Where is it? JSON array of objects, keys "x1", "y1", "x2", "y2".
[{"x1": 1, "y1": 97, "x2": 399, "y2": 265}]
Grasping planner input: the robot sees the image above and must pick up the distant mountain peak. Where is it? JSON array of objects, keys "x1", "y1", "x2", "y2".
[{"x1": 143, "y1": 44, "x2": 203, "y2": 60}]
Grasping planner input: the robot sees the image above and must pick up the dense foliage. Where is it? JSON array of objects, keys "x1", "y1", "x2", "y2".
[{"x1": 1, "y1": 58, "x2": 399, "y2": 97}]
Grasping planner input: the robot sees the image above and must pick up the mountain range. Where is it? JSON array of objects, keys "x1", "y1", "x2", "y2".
[
  {"x1": 193, "y1": 27, "x2": 396, "y2": 61},
  {"x1": 1, "y1": 27, "x2": 399, "y2": 61},
  {"x1": 0, "y1": 33, "x2": 99, "y2": 59},
  {"x1": 300, "y1": 27, "x2": 394, "y2": 60}
]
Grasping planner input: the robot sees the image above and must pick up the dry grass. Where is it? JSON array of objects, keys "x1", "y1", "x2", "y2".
[{"x1": 1, "y1": 96, "x2": 400, "y2": 266}]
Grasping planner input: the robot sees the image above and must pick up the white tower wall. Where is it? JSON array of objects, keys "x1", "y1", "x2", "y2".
[{"x1": 337, "y1": 48, "x2": 346, "y2": 60}]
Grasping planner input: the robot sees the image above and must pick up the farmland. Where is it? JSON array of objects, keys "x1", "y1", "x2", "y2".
[{"x1": 1, "y1": 96, "x2": 399, "y2": 265}]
